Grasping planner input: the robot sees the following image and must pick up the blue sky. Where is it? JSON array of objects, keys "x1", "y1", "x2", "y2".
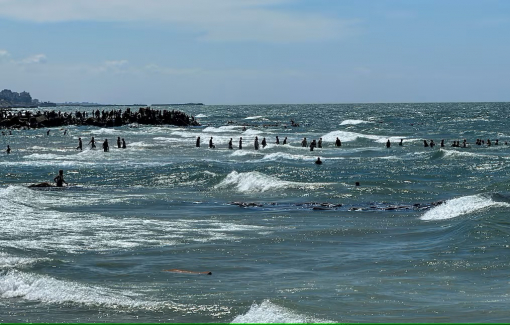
[{"x1": 0, "y1": 0, "x2": 509, "y2": 105}]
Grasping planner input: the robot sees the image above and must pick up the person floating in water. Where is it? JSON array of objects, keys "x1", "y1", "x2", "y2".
[
  {"x1": 117, "y1": 136, "x2": 121, "y2": 148},
  {"x1": 122, "y1": 138, "x2": 126, "y2": 148},
  {"x1": 261, "y1": 137, "x2": 267, "y2": 148},
  {"x1": 54, "y1": 169, "x2": 68, "y2": 187},
  {"x1": 209, "y1": 137, "x2": 215, "y2": 149},
  {"x1": 6, "y1": 145, "x2": 11, "y2": 154},
  {"x1": 76, "y1": 137, "x2": 83, "y2": 151},
  {"x1": 386, "y1": 139, "x2": 391, "y2": 148},
  {"x1": 228, "y1": 138, "x2": 233, "y2": 149},
  {"x1": 239, "y1": 137, "x2": 243, "y2": 149},
  {"x1": 103, "y1": 139, "x2": 109, "y2": 152},
  {"x1": 335, "y1": 137, "x2": 341, "y2": 147},
  {"x1": 89, "y1": 137, "x2": 96, "y2": 149},
  {"x1": 254, "y1": 136, "x2": 260, "y2": 150},
  {"x1": 196, "y1": 136, "x2": 200, "y2": 147},
  {"x1": 315, "y1": 157, "x2": 322, "y2": 165}
]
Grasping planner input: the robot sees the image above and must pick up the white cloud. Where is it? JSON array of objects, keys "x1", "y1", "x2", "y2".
[
  {"x1": 0, "y1": 0, "x2": 358, "y2": 42},
  {"x1": 18, "y1": 54, "x2": 47, "y2": 65}
]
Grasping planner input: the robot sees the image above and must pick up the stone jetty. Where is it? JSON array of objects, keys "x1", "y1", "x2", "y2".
[{"x1": 0, "y1": 106, "x2": 200, "y2": 129}]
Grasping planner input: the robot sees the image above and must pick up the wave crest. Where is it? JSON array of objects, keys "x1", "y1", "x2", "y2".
[{"x1": 420, "y1": 195, "x2": 510, "y2": 221}]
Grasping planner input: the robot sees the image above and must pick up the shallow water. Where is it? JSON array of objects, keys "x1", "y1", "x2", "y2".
[{"x1": 1, "y1": 102, "x2": 510, "y2": 322}]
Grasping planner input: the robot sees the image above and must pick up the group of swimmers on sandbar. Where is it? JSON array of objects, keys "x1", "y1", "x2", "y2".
[
  {"x1": 196, "y1": 136, "x2": 343, "y2": 151},
  {"x1": 76, "y1": 136, "x2": 127, "y2": 152}
]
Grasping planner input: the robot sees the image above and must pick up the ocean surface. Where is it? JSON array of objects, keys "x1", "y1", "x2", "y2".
[{"x1": 1, "y1": 102, "x2": 510, "y2": 323}]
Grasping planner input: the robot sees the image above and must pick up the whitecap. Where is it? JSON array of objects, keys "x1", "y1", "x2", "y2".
[
  {"x1": 231, "y1": 300, "x2": 333, "y2": 323},
  {"x1": 214, "y1": 171, "x2": 327, "y2": 193},
  {"x1": 420, "y1": 195, "x2": 510, "y2": 221},
  {"x1": 195, "y1": 114, "x2": 208, "y2": 118},
  {"x1": 340, "y1": 119, "x2": 373, "y2": 125},
  {"x1": 261, "y1": 152, "x2": 314, "y2": 162},
  {"x1": 244, "y1": 116, "x2": 264, "y2": 120}
]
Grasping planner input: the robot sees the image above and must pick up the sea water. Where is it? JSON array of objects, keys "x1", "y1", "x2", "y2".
[{"x1": 1, "y1": 102, "x2": 510, "y2": 322}]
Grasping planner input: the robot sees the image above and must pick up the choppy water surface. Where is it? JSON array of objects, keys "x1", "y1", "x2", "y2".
[{"x1": 2, "y1": 102, "x2": 510, "y2": 322}]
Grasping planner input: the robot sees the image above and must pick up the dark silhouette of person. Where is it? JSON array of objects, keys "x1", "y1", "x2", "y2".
[
  {"x1": 77, "y1": 137, "x2": 83, "y2": 151},
  {"x1": 103, "y1": 139, "x2": 109, "y2": 152},
  {"x1": 54, "y1": 169, "x2": 68, "y2": 187},
  {"x1": 276, "y1": 136, "x2": 280, "y2": 144},
  {"x1": 261, "y1": 137, "x2": 267, "y2": 148},
  {"x1": 283, "y1": 137, "x2": 288, "y2": 145},
  {"x1": 399, "y1": 139, "x2": 403, "y2": 146},
  {"x1": 209, "y1": 137, "x2": 215, "y2": 148},
  {"x1": 122, "y1": 138, "x2": 126, "y2": 148},
  {"x1": 315, "y1": 157, "x2": 322, "y2": 165},
  {"x1": 335, "y1": 137, "x2": 341, "y2": 147},
  {"x1": 6, "y1": 145, "x2": 11, "y2": 154},
  {"x1": 89, "y1": 137, "x2": 96, "y2": 149},
  {"x1": 228, "y1": 138, "x2": 233, "y2": 149},
  {"x1": 196, "y1": 136, "x2": 200, "y2": 147},
  {"x1": 117, "y1": 137, "x2": 121, "y2": 148},
  {"x1": 254, "y1": 136, "x2": 260, "y2": 150},
  {"x1": 239, "y1": 137, "x2": 243, "y2": 149},
  {"x1": 386, "y1": 139, "x2": 391, "y2": 148}
]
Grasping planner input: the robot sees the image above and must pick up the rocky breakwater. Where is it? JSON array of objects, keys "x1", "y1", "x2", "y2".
[{"x1": 0, "y1": 106, "x2": 200, "y2": 129}]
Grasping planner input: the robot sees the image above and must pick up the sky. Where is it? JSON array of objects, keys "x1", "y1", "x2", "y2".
[{"x1": 0, "y1": 0, "x2": 509, "y2": 105}]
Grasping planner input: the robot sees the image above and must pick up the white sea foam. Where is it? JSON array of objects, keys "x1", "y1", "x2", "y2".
[
  {"x1": 340, "y1": 119, "x2": 372, "y2": 125},
  {"x1": 321, "y1": 130, "x2": 403, "y2": 144},
  {"x1": 23, "y1": 153, "x2": 65, "y2": 160},
  {"x1": 214, "y1": 171, "x2": 327, "y2": 193},
  {"x1": 244, "y1": 116, "x2": 264, "y2": 120},
  {"x1": 92, "y1": 128, "x2": 118, "y2": 135},
  {"x1": 203, "y1": 126, "x2": 240, "y2": 133},
  {"x1": 0, "y1": 253, "x2": 51, "y2": 269},
  {"x1": 0, "y1": 186, "x2": 271, "y2": 253},
  {"x1": 195, "y1": 114, "x2": 208, "y2": 118},
  {"x1": 261, "y1": 152, "x2": 315, "y2": 162},
  {"x1": 420, "y1": 195, "x2": 510, "y2": 221},
  {"x1": 231, "y1": 300, "x2": 333, "y2": 323}
]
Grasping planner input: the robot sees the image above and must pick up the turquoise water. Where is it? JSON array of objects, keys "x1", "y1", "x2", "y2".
[{"x1": 1, "y1": 102, "x2": 510, "y2": 322}]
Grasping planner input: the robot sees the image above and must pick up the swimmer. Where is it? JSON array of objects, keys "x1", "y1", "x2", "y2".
[
  {"x1": 301, "y1": 137, "x2": 307, "y2": 147},
  {"x1": 440, "y1": 139, "x2": 445, "y2": 147},
  {"x1": 283, "y1": 137, "x2": 288, "y2": 145},
  {"x1": 76, "y1": 137, "x2": 83, "y2": 151},
  {"x1": 315, "y1": 157, "x2": 322, "y2": 165},
  {"x1": 89, "y1": 136, "x2": 96, "y2": 149},
  {"x1": 318, "y1": 138, "x2": 322, "y2": 148},
  {"x1": 239, "y1": 137, "x2": 243, "y2": 149},
  {"x1": 261, "y1": 137, "x2": 267, "y2": 148},
  {"x1": 47, "y1": 130, "x2": 50, "y2": 136},
  {"x1": 53, "y1": 169, "x2": 68, "y2": 187},
  {"x1": 335, "y1": 137, "x2": 341, "y2": 147},
  {"x1": 209, "y1": 137, "x2": 215, "y2": 149},
  {"x1": 310, "y1": 139, "x2": 316, "y2": 151},
  {"x1": 276, "y1": 136, "x2": 280, "y2": 144},
  {"x1": 122, "y1": 138, "x2": 126, "y2": 149},
  {"x1": 117, "y1": 136, "x2": 121, "y2": 148},
  {"x1": 386, "y1": 139, "x2": 391, "y2": 148},
  {"x1": 103, "y1": 139, "x2": 109, "y2": 152},
  {"x1": 399, "y1": 139, "x2": 403, "y2": 146},
  {"x1": 6, "y1": 145, "x2": 11, "y2": 154},
  {"x1": 430, "y1": 140, "x2": 435, "y2": 148},
  {"x1": 196, "y1": 136, "x2": 200, "y2": 147},
  {"x1": 228, "y1": 138, "x2": 233, "y2": 150},
  {"x1": 254, "y1": 136, "x2": 260, "y2": 150},
  {"x1": 423, "y1": 140, "x2": 429, "y2": 147}
]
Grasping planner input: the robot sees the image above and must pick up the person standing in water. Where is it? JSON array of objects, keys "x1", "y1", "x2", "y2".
[
  {"x1": 301, "y1": 137, "x2": 308, "y2": 147},
  {"x1": 276, "y1": 136, "x2": 280, "y2": 145},
  {"x1": 386, "y1": 139, "x2": 391, "y2": 148},
  {"x1": 315, "y1": 157, "x2": 322, "y2": 165},
  {"x1": 318, "y1": 138, "x2": 323, "y2": 148},
  {"x1": 239, "y1": 137, "x2": 243, "y2": 149},
  {"x1": 261, "y1": 137, "x2": 267, "y2": 148},
  {"x1": 89, "y1": 137, "x2": 96, "y2": 149},
  {"x1": 54, "y1": 169, "x2": 68, "y2": 187},
  {"x1": 76, "y1": 137, "x2": 83, "y2": 151},
  {"x1": 122, "y1": 138, "x2": 126, "y2": 148},
  {"x1": 283, "y1": 137, "x2": 288, "y2": 145},
  {"x1": 335, "y1": 137, "x2": 341, "y2": 147},
  {"x1": 196, "y1": 136, "x2": 200, "y2": 147},
  {"x1": 228, "y1": 138, "x2": 233, "y2": 149},
  {"x1": 209, "y1": 137, "x2": 215, "y2": 149},
  {"x1": 117, "y1": 137, "x2": 121, "y2": 148},
  {"x1": 103, "y1": 139, "x2": 109, "y2": 152},
  {"x1": 254, "y1": 136, "x2": 260, "y2": 150},
  {"x1": 6, "y1": 145, "x2": 11, "y2": 154}
]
